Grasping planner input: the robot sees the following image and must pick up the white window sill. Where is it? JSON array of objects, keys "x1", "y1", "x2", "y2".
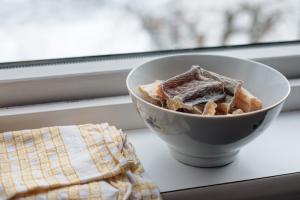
[{"x1": 127, "y1": 110, "x2": 300, "y2": 198}]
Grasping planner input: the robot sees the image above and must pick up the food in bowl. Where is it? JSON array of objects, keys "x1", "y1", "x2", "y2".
[
  {"x1": 127, "y1": 54, "x2": 290, "y2": 167},
  {"x1": 139, "y1": 65, "x2": 262, "y2": 116}
]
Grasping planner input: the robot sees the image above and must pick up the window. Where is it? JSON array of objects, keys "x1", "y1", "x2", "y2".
[
  {"x1": 0, "y1": 42, "x2": 299, "y2": 131},
  {"x1": 0, "y1": 0, "x2": 299, "y2": 62}
]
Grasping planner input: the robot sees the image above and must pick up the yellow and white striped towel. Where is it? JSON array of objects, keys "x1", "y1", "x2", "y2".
[{"x1": 0, "y1": 123, "x2": 161, "y2": 200}]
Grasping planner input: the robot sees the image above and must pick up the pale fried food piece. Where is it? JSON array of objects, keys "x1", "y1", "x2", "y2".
[
  {"x1": 139, "y1": 80, "x2": 163, "y2": 105},
  {"x1": 217, "y1": 102, "x2": 230, "y2": 114},
  {"x1": 202, "y1": 100, "x2": 217, "y2": 116},
  {"x1": 232, "y1": 108, "x2": 244, "y2": 115},
  {"x1": 217, "y1": 95, "x2": 236, "y2": 114},
  {"x1": 235, "y1": 87, "x2": 262, "y2": 112},
  {"x1": 165, "y1": 98, "x2": 189, "y2": 111}
]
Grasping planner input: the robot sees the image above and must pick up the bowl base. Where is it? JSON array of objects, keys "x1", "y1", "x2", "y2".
[{"x1": 169, "y1": 148, "x2": 239, "y2": 168}]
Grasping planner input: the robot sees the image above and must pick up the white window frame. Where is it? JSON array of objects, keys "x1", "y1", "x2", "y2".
[{"x1": 0, "y1": 42, "x2": 299, "y2": 132}]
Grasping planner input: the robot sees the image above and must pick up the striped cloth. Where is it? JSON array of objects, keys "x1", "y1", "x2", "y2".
[{"x1": 0, "y1": 123, "x2": 161, "y2": 200}]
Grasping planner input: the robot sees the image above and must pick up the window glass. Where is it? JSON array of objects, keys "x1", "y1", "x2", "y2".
[{"x1": 1, "y1": 0, "x2": 299, "y2": 62}]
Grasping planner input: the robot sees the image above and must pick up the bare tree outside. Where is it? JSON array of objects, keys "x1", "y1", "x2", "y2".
[
  {"x1": 221, "y1": 1, "x2": 283, "y2": 44},
  {"x1": 0, "y1": 0, "x2": 299, "y2": 62}
]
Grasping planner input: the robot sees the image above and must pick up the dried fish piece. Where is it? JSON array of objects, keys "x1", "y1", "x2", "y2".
[
  {"x1": 162, "y1": 80, "x2": 225, "y2": 110},
  {"x1": 193, "y1": 66, "x2": 242, "y2": 112},
  {"x1": 159, "y1": 67, "x2": 226, "y2": 111},
  {"x1": 193, "y1": 66, "x2": 242, "y2": 96},
  {"x1": 139, "y1": 80, "x2": 163, "y2": 106}
]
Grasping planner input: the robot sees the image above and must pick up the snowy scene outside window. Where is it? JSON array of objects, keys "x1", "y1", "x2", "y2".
[{"x1": 1, "y1": 0, "x2": 299, "y2": 62}]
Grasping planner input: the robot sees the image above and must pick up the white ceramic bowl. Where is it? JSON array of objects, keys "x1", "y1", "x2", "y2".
[{"x1": 126, "y1": 55, "x2": 290, "y2": 167}]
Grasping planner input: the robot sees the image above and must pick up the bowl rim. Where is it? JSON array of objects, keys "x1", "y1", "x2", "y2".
[{"x1": 126, "y1": 54, "x2": 291, "y2": 119}]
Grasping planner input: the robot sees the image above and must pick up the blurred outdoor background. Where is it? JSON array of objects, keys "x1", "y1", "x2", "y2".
[{"x1": 0, "y1": 0, "x2": 299, "y2": 62}]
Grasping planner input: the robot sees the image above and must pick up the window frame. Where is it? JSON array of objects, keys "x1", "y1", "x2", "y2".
[{"x1": 0, "y1": 42, "x2": 300, "y2": 107}]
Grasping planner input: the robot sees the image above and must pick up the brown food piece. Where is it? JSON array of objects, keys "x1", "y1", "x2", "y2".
[
  {"x1": 192, "y1": 104, "x2": 205, "y2": 114},
  {"x1": 139, "y1": 80, "x2": 163, "y2": 106},
  {"x1": 215, "y1": 110, "x2": 226, "y2": 115},
  {"x1": 202, "y1": 101, "x2": 217, "y2": 116},
  {"x1": 217, "y1": 95, "x2": 234, "y2": 114},
  {"x1": 235, "y1": 87, "x2": 262, "y2": 112}
]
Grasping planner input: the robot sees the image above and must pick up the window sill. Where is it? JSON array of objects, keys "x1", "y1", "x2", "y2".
[{"x1": 127, "y1": 110, "x2": 300, "y2": 199}]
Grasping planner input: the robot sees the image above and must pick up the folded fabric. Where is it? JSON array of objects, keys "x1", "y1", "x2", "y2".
[{"x1": 0, "y1": 123, "x2": 161, "y2": 200}]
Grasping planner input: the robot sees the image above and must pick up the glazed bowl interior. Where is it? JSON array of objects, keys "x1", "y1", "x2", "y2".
[{"x1": 127, "y1": 55, "x2": 290, "y2": 112}]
